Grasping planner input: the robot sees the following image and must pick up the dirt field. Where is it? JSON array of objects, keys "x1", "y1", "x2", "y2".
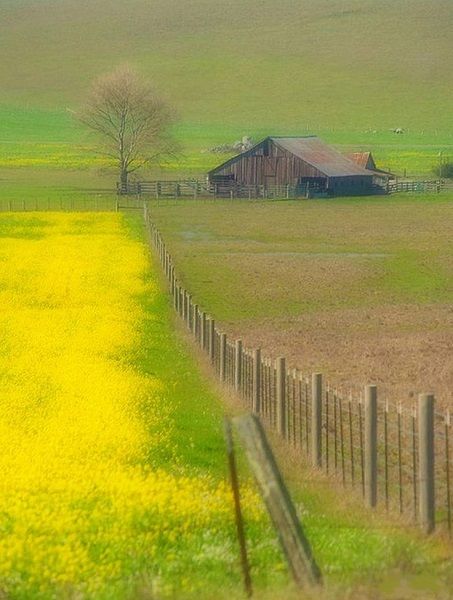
[
  {"x1": 227, "y1": 304, "x2": 453, "y2": 407},
  {"x1": 149, "y1": 194, "x2": 453, "y2": 406}
]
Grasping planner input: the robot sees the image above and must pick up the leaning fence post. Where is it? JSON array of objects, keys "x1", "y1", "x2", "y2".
[
  {"x1": 233, "y1": 414, "x2": 322, "y2": 587},
  {"x1": 253, "y1": 349, "x2": 261, "y2": 414},
  {"x1": 365, "y1": 385, "x2": 378, "y2": 508},
  {"x1": 220, "y1": 333, "x2": 227, "y2": 382},
  {"x1": 224, "y1": 418, "x2": 253, "y2": 597},
  {"x1": 234, "y1": 340, "x2": 243, "y2": 392},
  {"x1": 311, "y1": 373, "x2": 322, "y2": 467},
  {"x1": 419, "y1": 393, "x2": 435, "y2": 534},
  {"x1": 276, "y1": 357, "x2": 287, "y2": 437}
]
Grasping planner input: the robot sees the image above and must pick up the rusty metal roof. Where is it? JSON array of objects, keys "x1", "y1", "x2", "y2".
[
  {"x1": 348, "y1": 151, "x2": 393, "y2": 177},
  {"x1": 348, "y1": 151, "x2": 373, "y2": 169},
  {"x1": 270, "y1": 137, "x2": 372, "y2": 177}
]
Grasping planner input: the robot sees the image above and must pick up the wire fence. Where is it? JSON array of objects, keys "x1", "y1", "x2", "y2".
[
  {"x1": 0, "y1": 196, "x2": 145, "y2": 213},
  {"x1": 145, "y1": 205, "x2": 452, "y2": 536}
]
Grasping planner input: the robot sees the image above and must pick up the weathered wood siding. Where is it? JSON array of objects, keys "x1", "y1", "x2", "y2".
[
  {"x1": 210, "y1": 139, "x2": 326, "y2": 186},
  {"x1": 209, "y1": 138, "x2": 374, "y2": 196}
]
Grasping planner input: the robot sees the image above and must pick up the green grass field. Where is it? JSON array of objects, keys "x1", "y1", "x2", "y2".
[{"x1": 1, "y1": 0, "x2": 452, "y2": 179}]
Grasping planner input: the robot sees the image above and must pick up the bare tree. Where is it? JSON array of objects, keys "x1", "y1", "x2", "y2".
[{"x1": 77, "y1": 66, "x2": 176, "y2": 188}]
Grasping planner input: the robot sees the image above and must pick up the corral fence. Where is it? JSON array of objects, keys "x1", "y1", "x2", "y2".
[
  {"x1": 118, "y1": 180, "x2": 299, "y2": 199},
  {"x1": 144, "y1": 205, "x2": 452, "y2": 536},
  {"x1": 387, "y1": 180, "x2": 452, "y2": 194},
  {"x1": 120, "y1": 179, "x2": 451, "y2": 199}
]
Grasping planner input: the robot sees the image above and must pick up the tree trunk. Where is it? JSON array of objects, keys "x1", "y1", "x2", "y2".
[{"x1": 120, "y1": 169, "x2": 128, "y2": 194}]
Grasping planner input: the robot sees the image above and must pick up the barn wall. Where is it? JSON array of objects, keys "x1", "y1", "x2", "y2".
[{"x1": 210, "y1": 140, "x2": 326, "y2": 185}]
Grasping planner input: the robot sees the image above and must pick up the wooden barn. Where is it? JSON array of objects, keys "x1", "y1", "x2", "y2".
[{"x1": 207, "y1": 136, "x2": 377, "y2": 197}]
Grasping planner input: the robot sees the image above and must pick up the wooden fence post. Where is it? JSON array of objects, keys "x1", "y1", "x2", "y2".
[
  {"x1": 311, "y1": 373, "x2": 322, "y2": 467},
  {"x1": 179, "y1": 288, "x2": 184, "y2": 317},
  {"x1": 187, "y1": 295, "x2": 193, "y2": 331},
  {"x1": 224, "y1": 418, "x2": 253, "y2": 597},
  {"x1": 201, "y1": 312, "x2": 207, "y2": 350},
  {"x1": 193, "y1": 304, "x2": 199, "y2": 339},
  {"x1": 253, "y1": 349, "x2": 261, "y2": 414},
  {"x1": 182, "y1": 291, "x2": 188, "y2": 322},
  {"x1": 365, "y1": 385, "x2": 378, "y2": 508},
  {"x1": 233, "y1": 414, "x2": 322, "y2": 587},
  {"x1": 235, "y1": 340, "x2": 243, "y2": 392},
  {"x1": 419, "y1": 393, "x2": 435, "y2": 534},
  {"x1": 209, "y1": 319, "x2": 216, "y2": 363},
  {"x1": 276, "y1": 357, "x2": 287, "y2": 437},
  {"x1": 220, "y1": 333, "x2": 227, "y2": 382},
  {"x1": 170, "y1": 267, "x2": 175, "y2": 295}
]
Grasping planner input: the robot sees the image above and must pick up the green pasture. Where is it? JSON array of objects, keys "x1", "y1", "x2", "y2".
[
  {"x1": 1, "y1": 0, "x2": 452, "y2": 130},
  {"x1": 0, "y1": 107, "x2": 451, "y2": 177},
  {"x1": 1, "y1": 0, "x2": 452, "y2": 180},
  {"x1": 145, "y1": 195, "x2": 453, "y2": 321}
]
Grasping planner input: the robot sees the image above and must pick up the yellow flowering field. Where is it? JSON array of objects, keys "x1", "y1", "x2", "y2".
[{"x1": 0, "y1": 213, "x2": 275, "y2": 599}]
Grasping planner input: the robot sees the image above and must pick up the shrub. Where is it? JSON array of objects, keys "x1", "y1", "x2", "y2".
[{"x1": 432, "y1": 161, "x2": 453, "y2": 178}]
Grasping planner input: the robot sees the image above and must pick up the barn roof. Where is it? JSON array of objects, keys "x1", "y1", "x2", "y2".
[
  {"x1": 269, "y1": 137, "x2": 372, "y2": 177},
  {"x1": 348, "y1": 151, "x2": 374, "y2": 169},
  {"x1": 208, "y1": 136, "x2": 373, "y2": 178},
  {"x1": 348, "y1": 151, "x2": 393, "y2": 177}
]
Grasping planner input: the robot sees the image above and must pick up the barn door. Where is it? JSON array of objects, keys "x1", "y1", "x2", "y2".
[{"x1": 264, "y1": 156, "x2": 277, "y2": 194}]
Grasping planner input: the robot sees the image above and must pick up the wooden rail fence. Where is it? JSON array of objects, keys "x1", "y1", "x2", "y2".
[
  {"x1": 120, "y1": 179, "x2": 451, "y2": 199},
  {"x1": 118, "y1": 180, "x2": 300, "y2": 199},
  {"x1": 145, "y1": 205, "x2": 452, "y2": 535},
  {"x1": 386, "y1": 180, "x2": 451, "y2": 194}
]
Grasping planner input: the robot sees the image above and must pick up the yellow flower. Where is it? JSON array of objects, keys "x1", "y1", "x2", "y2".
[{"x1": 0, "y1": 213, "x2": 263, "y2": 597}]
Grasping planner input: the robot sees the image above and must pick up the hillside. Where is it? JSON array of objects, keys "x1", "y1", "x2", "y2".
[{"x1": 0, "y1": 0, "x2": 452, "y2": 175}]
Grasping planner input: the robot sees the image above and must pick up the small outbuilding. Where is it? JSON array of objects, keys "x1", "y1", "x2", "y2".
[{"x1": 208, "y1": 136, "x2": 377, "y2": 197}]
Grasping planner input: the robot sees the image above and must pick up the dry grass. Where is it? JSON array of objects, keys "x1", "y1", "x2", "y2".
[{"x1": 227, "y1": 303, "x2": 453, "y2": 407}]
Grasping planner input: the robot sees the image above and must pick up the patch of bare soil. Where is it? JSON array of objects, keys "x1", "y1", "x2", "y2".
[{"x1": 226, "y1": 304, "x2": 453, "y2": 407}]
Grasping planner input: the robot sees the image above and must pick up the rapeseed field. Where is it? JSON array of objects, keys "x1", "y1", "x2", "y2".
[{"x1": 0, "y1": 213, "x2": 273, "y2": 599}]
